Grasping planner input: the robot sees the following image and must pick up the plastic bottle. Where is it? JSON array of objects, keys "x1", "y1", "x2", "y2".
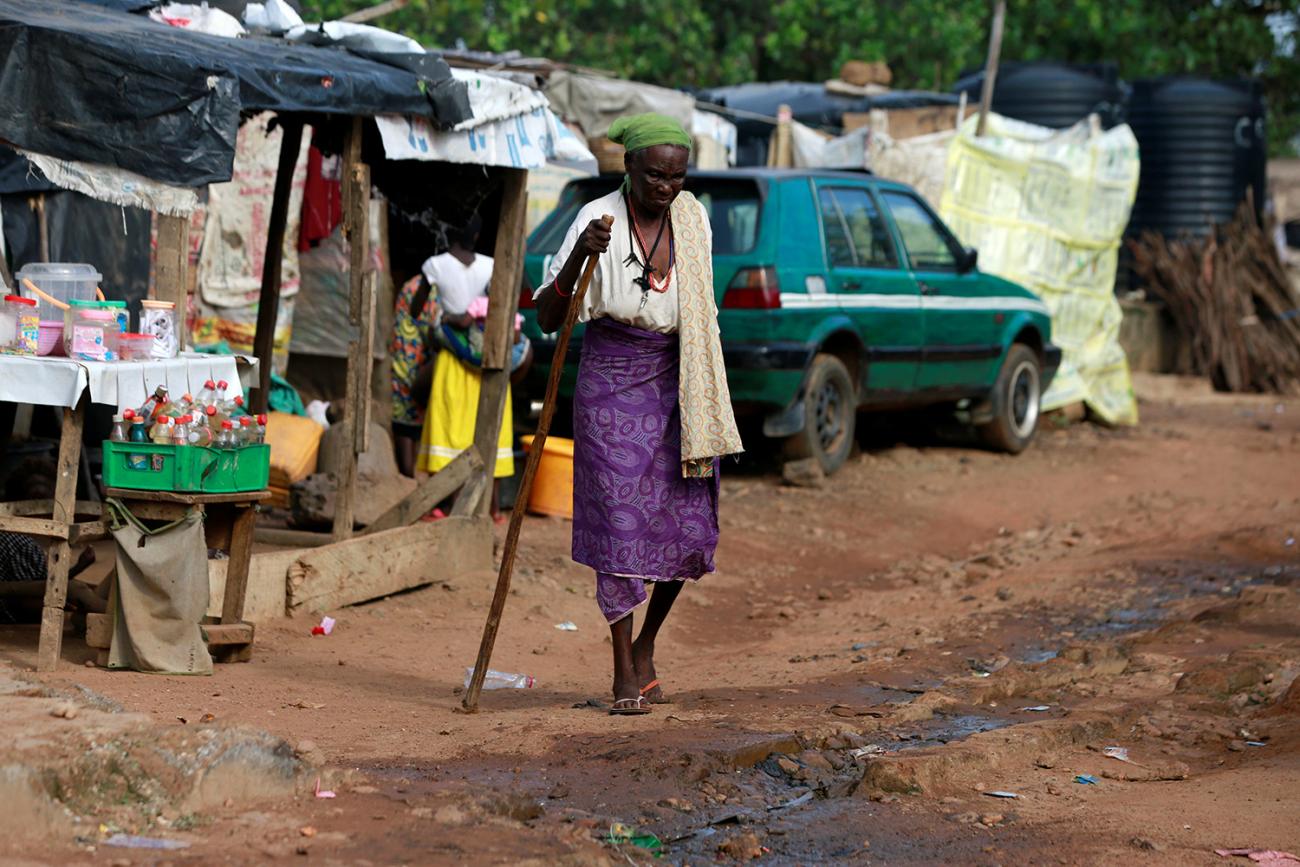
[
  {"x1": 238, "y1": 416, "x2": 255, "y2": 445},
  {"x1": 229, "y1": 394, "x2": 246, "y2": 418},
  {"x1": 214, "y1": 380, "x2": 229, "y2": 412},
  {"x1": 149, "y1": 414, "x2": 171, "y2": 444},
  {"x1": 138, "y1": 385, "x2": 169, "y2": 421},
  {"x1": 195, "y1": 379, "x2": 218, "y2": 411},
  {"x1": 216, "y1": 419, "x2": 237, "y2": 449},
  {"x1": 204, "y1": 402, "x2": 224, "y2": 433},
  {"x1": 172, "y1": 414, "x2": 190, "y2": 446},
  {"x1": 255, "y1": 413, "x2": 268, "y2": 444},
  {"x1": 109, "y1": 413, "x2": 127, "y2": 443},
  {"x1": 174, "y1": 392, "x2": 195, "y2": 417},
  {"x1": 463, "y1": 668, "x2": 535, "y2": 690},
  {"x1": 128, "y1": 415, "x2": 148, "y2": 443},
  {"x1": 187, "y1": 414, "x2": 213, "y2": 447}
]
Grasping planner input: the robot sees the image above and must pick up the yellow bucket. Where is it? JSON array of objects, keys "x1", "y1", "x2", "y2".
[{"x1": 520, "y1": 435, "x2": 574, "y2": 518}]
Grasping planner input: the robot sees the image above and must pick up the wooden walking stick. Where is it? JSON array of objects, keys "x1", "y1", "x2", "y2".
[{"x1": 463, "y1": 214, "x2": 614, "y2": 712}]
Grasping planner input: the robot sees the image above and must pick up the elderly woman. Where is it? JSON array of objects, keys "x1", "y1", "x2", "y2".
[{"x1": 536, "y1": 113, "x2": 743, "y2": 715}]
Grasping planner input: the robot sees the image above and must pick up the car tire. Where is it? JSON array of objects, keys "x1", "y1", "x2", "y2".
[
  {"x1": 978, "y1": 343, "x2": 1042, "y2": 454},
  {"x1": 784, "y1": 353, "x2": 856, "y2": 475}
]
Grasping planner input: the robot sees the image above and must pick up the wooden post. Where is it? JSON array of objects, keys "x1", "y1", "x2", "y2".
[
  {"x1": 251, "y1": 118, "x2": 304, "y2": 415},
  {"x1": 219, "y1": 504, "x2": 258, "y2": 624},
  {"x1": 154, "y1": 213, "x2": 190, "y2": 316},
  {"x1": 465, "y1": 168, "x2": 527, "y2": 516},
  {"x1": 36, "y1": 395, "x2": 85, "y2": 672},
  {"x1": 332, "y1": 117, "x2": 370, "y2": 541},
  {"x1": 975, "y1": 0, "x2": 1006, "y2": 138}
]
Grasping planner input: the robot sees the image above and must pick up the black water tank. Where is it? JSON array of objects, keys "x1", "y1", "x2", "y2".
[
  {"x1": 952, "y1": 61, "x2": 1125, "y2": 129},
  {"x1": 1127, "y1": 77, "x2": 1267, "y2": 239}
]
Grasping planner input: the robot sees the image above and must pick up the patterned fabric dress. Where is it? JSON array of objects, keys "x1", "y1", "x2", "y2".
[{"x1": 390, "y1": 275, "x2": 439, "y2": 429}]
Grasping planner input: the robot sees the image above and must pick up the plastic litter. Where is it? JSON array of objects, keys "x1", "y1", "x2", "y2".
[
  {"x1": 607, "y1": 822, "x2": 662, "y2": 854},
  {"x1": 103, "y1": 834, "x2": 190, "y2": 850},
  {"x1": 1215, "y1": 849, "x2": 1300, "y2": 864},
  {"x1": 850, "y1": 745, "x2": 886, "y2": 760},
  {"x1": 311, "y1": 616, "x2": 336, "y2": 636},
  {"x1": 1246, "y1": 741, "x2": 1268, "y2": 747},
  {"x1": 464, "y1": 668, "x2": 535, "y2": 689},
  {"x1": 314, "y1": 776, "x2": 336, "y2": 799},
  {"x1": 554, "y1": 621, "x2": 578, "y2": 631},
  {"x1": 983, "y1": 791, "x2": 1019, "y2": 799},
  {"x1": 1103, "y1": 746, "x2": 1131, "y2": 762},
  {"x1": 771, "y1": 791, "x2": 815, "y2": 810},
  {"x1": 1074, "y1": 774, "x2": 1100, "y2": 785},
  {"x1": 1020, "y1": 705, "x2": 1051, "y2": 712}
]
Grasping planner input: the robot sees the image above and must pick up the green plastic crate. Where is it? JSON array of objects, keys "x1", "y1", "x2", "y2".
[{"x1": 102, "y1": 441, "x2": 270, "y2": 493}]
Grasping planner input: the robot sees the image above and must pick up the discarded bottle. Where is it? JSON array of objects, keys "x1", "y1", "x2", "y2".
[
  {"x1": 138, "y1": 385, "x2": 169, "y2": 422},
  {"x1": 463, "y1": 668, "x2": 535, "y2": 690},
  {"x1": 109, "y1": 413, "x2": 127, "y2": 443}
]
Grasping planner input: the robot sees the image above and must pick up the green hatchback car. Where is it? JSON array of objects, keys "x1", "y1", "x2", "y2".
[{"x1": 520, "y1": 169, "x2": 1061, "y2": 474}]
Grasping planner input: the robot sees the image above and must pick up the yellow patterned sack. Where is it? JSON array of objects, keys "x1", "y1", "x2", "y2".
[
  {"x1": 940, "y1": 113, "x2": 1140, "y2": 425},
  {"x1": 671, "y1": 191, "x2": 745, "y2": 476}
]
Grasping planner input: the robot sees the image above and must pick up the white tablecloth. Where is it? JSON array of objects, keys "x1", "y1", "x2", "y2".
[{"x1": 0, "y1": 353, "x2": 259, "y2": 412}]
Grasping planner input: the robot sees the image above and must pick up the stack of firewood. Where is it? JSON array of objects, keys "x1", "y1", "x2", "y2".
[{"x1": 1128, "y1": 199, "x2": 1300, "y2": 394}]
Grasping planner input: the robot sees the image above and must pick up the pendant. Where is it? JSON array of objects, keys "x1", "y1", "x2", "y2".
[{"x1": 638, "y1": 291, "x2": 649, "y2": 311}]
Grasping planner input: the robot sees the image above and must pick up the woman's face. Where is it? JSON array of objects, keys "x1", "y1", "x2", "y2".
[{"x1": 626, "y1": 144, "x2": 689, "y2": 215}]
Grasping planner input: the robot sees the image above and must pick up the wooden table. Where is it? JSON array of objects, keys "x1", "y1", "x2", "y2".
[
  {"x1": 100, "y1": 487, "x2": 269, "y2": 663},
  {"x1": 0, "y1": 353, "x2": 255, "y2": 670}
]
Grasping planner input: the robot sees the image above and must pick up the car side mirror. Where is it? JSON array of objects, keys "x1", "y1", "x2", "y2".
[{"x1": 960, "y1": 247, "x2": 978, "y2": 274}]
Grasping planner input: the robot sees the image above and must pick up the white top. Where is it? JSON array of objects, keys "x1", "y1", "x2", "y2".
[
  {"x1": 536, "y1": 189, "x2": 711, "y2": 335},
  {"x1": 422, "y1": 251, "x2": 495, "y2": 316}
]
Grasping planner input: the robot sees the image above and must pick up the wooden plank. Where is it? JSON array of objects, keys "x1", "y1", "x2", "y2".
[
  {"x1": 287, "y1": 517, "x2": 493, "y2": 614},
  {"x1": 154, "y1": 213, "x2": 190, "y2": 316},
  {"x1": 251, "y1": 119, "x2": 305, "y2": 415},
  {"x1": 450, "y1": 471, "x2": 488, "y2": 517},
  {"x1": 333, "y1": 117, "x2": 370, "y2": 542},
  {"x1": 363, "y1": 446, "x2": 481, "y2": 535},
  {"x1": 86, "y1": 612, "x2": 112, "y2": 649},
  {"x1": 975, "y1": 0, "x2": 1006, "y2": 138},
  {"x1": 0, "y1": 499, "x2": 100, "y2": 518},
  {"x1": 207, "y1": 549, "x2": 295, "y2": 622},
  {"x1": 37, "y1": 395, "x2": 84, "y2": 672},
  {"x1": 467, "y1": 168, "x2": 528, "y2": 517},
  {"x1": 353, "y1": 274, "x2": 377, "y2": 456},
  {"x1": 220, "y1": 505, "x2": 258, "y2": 624},
  {"x1": 104, "y1": 488, "x2": 270, "y2": 505},
  {"x1": 199, "y1": 622, "x2": 254, "y2": 646},
  {"x1": 253, "y1": 527, "x2": 334, "y2": 548},
  {"x1": 0, "y1": 515, "x2": 69, "y2": 539},
  {"x1": 69, "y1": 520, "x2": 109, "y2": 543}
]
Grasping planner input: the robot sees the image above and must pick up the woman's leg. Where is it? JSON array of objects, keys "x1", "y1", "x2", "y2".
[
  {"x1": 394, "y1": 433, "x2": 416, "y2": 478},
  {"x1": 610, "y1": 613, "x2": 640, "y2": 703},
  {"x1": 632, "y1": 580, "x2": 684, "y2": 699}
]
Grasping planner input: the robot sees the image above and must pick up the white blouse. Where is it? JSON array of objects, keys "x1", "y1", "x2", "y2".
[{"x1": 536, "y1": 189, "x2": 711, "y2": 335}]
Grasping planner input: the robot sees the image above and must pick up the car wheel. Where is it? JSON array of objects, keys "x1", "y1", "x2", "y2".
[
  {"x1": 978, "y1": 343, "x2": 1042, "y2": 454},
  {"x1": 784, "y1": 353, "x2": 856, "y2": 475}
]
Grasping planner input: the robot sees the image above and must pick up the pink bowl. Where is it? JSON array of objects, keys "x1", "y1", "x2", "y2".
[{"x1": 38, "y1": 320, "x2": 64, "y2": 356}]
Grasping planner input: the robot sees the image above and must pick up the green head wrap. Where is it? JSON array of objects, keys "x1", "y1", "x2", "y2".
[{"x1": 607, "y1": 113, "x2": 693, "y2": 155}]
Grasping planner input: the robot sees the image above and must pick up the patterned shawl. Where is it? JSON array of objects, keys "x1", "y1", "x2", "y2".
[{"x1": 671, "y1": 191, "x2": 744, "y2": 476}]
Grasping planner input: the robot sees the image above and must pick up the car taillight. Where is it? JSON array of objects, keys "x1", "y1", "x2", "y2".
[{"x1": 723, "y1": 267, "x2": 781, "y2": 309}]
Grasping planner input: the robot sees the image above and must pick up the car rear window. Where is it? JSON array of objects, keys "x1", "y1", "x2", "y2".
[{"x1": 527, "y1": 177, "x2": 762, "y2": 256}]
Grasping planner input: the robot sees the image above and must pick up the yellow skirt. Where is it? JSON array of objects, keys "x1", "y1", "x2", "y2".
[{"x1": 418, "y1": 349, "x2": 515, "y2": 478}]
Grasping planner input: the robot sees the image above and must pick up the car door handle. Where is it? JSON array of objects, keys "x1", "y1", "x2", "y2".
[{"x1": 918, "y1": 281, "x2": 939, "y2": 295}]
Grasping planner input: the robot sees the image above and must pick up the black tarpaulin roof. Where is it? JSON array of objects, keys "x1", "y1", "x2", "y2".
[{"x1": 0, "y1": 0, "x2": 471, "y2": 187}]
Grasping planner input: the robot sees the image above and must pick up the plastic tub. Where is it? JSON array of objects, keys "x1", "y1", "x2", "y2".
[
  {"x1": 64, "y1": 299, "x2": 119, "y2": 361},
  {"x1": 15, "y1": 263, "x2": 100, "y2": 323},
  {"x1": 519, "y1": 435, "x2": 574, "y2": 518},
  {"x1": 139, "y1": 299, "x2": 179, "y2": 359},
  {"x1": 38, "y1": 321, "x2": 64, "y2": 356},
  {"x1": 100, "y1": 299, "x2": 128, "y2": 334},
  {"x1": 119, "y1": 332, "x2": 154, "y2": 361}
]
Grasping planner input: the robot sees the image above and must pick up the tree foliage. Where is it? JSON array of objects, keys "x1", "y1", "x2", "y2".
[{"x1": 307, "y1": 0, "x2": 1300, "y2": 153}]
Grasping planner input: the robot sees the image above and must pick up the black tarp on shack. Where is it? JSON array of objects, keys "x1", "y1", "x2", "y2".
[{"x1": 0, "y1": 0, "x2": 471, "y2": 187}]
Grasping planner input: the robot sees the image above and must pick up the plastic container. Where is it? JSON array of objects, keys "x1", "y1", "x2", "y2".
[
  {"x1": 519, "y1": 435, "x2": 574, "y2": 518},
  {"x1": 119, "y1": 333, "x2": 154, "y2": 361},
  {"x1": 63, "y1": 299, "x2": 119, "y2": 361},
  {"x1": 5, "y1": 295, "x2": 39, "y2": 355},
  {"x1": 37, "y1": 321, "x2": 64, "y2": 356},
  {"x1": 0, "y1": 299, "x2": 16, "y2": 352},
  {"x1": 463, "y1": 668, "x2": 535, "y2": 690},
  {"x1": 102, "y1": 441, "x2": 271, "y2": 493},
  {"x1": 100, "y1": 299, "x2": 129, "y2": 334},
  {"x1": 139, "y1": 299, "x2": 179, "y2": 359},
  {"x1": 16, "y1": 263, "x2": 100, "y2": 322}
]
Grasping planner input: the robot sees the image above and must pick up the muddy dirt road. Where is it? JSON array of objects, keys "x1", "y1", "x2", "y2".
[{"x1": 6, "y1": 374, "x2": 1300, "y2": 865}]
